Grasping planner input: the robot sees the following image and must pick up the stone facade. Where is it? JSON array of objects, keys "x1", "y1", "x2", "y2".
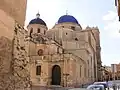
[
  {"x1": 27, "y1": 14, "x2": 102, "y2": 87},
  {"x1": 0, "y1": 23, "x2": 31, "y2": 90},
  {"x1": 0, "y1": 36, "x2": 13, "y2": 90},
  {"x1": 12, "y1": 23, "x2": 30, "y2": 90}
]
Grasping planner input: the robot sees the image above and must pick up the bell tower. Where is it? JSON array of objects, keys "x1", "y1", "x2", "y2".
[{"x1": 27, "y1": 13, "x2": 48, "y2": 36}]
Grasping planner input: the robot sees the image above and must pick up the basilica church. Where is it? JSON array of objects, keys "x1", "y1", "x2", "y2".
[
  {"x1": 0, "y1": 0, "x2": 102, "y2": 89},
  {"x1": 26, "y1": 13, "x2": 102, "y2": 87}
]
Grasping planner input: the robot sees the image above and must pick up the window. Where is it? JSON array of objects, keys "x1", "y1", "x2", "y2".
[
  {"x1": 62, "y1": 49, "x2": 64, "y2": 54},
  {"x1": 30, "y1": 28, "x2": 33, "y2": 33},
  {"x1": 30, "y1": 28, "x2": 33, "y2": 37},
  {"x1": 37, "y1": 28, "x2": 40, "y2": 33},
  {"x1": 87, "y1": 60, "x2": 89, "y2": 77},
  {"x1": 36, "y1": 65, "x2": 41, "y2": 75},
  {"x1": 75, "y1": 38, "x2": 78, "y2": 41},
  {"x1": 80, "y1": 65, "x2": 82, "y2": 77},
  {"x1": 71, "y1": 26, "x2": 75, "y2": 30},
  {"x1": 44, "y1": 30, "x2": 46, "y2": 34},
  {"x1": 38, "y1": 49, "x2": 43, "y2": 56},
  {"x1": 57, "y1": 47, "x2": 59, "y2": 53},
  {"x1": 91, "y1": 56, "x2": 92, "y2": 66},
  {"x1": 84, "y1": 67, "x2": 86, "y2": 77}
]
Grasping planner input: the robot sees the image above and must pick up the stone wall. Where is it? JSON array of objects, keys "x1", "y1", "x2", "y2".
[
  {"x1": 0, "y1": 0, "x2": 27, "y2": 26},
  {"x1": 0, "y1": 22, "x2": 30, "y2": 90},
  {"x1": 0, "y1": 36, "x2": 13, "y2": 90},
  {"x1": 0, "y1": 9, "x2": 15, "y2": 40},
  {"x1": 12, "y1": 22, "x2": 30, "y2": 90}
]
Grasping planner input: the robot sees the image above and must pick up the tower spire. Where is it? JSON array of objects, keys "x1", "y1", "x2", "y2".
[
  {"x1": 36, "y1": 11, "x2": 40, "y2": 18},
  {"x1": 66, "y1": 10, "x2": 68, "y2": 15}
]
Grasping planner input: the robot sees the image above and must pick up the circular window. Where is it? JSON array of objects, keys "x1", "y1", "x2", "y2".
[{"x1": 38, "y1": 49, "x2": 43, "y2": 56}]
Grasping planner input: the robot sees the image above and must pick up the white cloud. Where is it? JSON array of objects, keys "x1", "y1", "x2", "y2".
[
  {"x1": 103, "y1": 11, "x2": 117, "y2": 21},
  {"x1": 103, "y1": 11, "x2": 120, "y2": 38}
]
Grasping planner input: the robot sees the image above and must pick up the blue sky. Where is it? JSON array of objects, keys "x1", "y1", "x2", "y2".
[{"x1": 25, "y1": 0, "x2": 120, "y2": 66}]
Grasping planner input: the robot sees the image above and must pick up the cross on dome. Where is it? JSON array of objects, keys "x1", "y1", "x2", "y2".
[
  {"x1": 36, "y1": 12, "x2": 40, "y2": 18},
  {"x1": 66, "y1": 10, "x2": 68, "y2": 15}
]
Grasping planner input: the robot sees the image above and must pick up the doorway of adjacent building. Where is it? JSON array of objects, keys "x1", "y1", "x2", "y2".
[{"x1": 51, "y1": 65, "x2": 61, "y2": 85}]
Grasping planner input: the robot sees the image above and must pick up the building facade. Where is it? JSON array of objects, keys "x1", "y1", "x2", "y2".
[
  {"x1": 102, "y1": 65, "x2": 112, "y2": 81},
  {"x1": 0, "y1": 0, "x2": 102, "y2": 89},
  {"x1": 27, "y1": 13, "x2": 102, "y2": 87},
  {"x1": 103, "y1": 64, "x2": 120, "y2": 81},
  {"x1": 111, "y1": 63, "x2": 120, "y2": 80}
]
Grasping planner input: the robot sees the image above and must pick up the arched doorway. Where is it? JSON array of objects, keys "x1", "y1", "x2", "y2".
[{"x1": 51, "y1": 65, "x2": 61, "y2": 85}]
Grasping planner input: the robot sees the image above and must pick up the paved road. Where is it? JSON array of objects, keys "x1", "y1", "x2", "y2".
[
  {"x1": 31, "y1": 80, "x2": 120, "y2": 90},
  {"x1": 70, "y1": 80, "x2": 120, "y2": 90},
  {"x1": 108, "y1": 80, "x2": 120, "y2": 87}
]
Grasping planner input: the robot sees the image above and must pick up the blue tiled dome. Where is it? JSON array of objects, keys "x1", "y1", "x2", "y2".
[
  {"x1": 58, "y1": 15, "x2": 79, "y2": 24},
  {"x1": 29, "y1": 18, "x2": 46, "y2": 26},
  {"x1": 29, "y1": 13, "x2": 47, "y2": 26}
]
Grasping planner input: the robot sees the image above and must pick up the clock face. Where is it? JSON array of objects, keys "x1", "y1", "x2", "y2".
[{"x1": 38, "y1": 49, "x2": 43, "y2": 56}]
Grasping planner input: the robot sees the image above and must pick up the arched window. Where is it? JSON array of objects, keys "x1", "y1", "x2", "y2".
[
  {"x1": 37, "y1": 28, "x2": 40, "y2": 33},
  {"x1": 57, "y1": 47, "x2": 59, "y2": 53},
  {"x1": 80, "y1": 65, "x2": 82, "y2": 77},
  {"x1": 71, "y1": 26, "x2": 75, "y2": 30},
  {"x1": 75, "y1": 38, "x2": 78, "y2": 41},
  {"x1": 30, "y1": 28, "x2": 33, "y2": 33},
  {"x1": 44, "y1": 30, "x2": 46, "y2": 34},
  {"x1": 84, "y1": 67, "x2": 86, "y2": 77},
  {"x1": 36, "y1": 65, "x2": 41, "y2": 75},
  {"x1": 30, "y1": 28, "x2": 33, "y2": 37}
]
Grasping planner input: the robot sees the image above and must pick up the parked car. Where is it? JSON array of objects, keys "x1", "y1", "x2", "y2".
[
  {"x1": 93, "y1": 82, "x2": 108, "y2": 89},
  {"x1": 68, "y1": 88, "x2": 87, "y2": 90},
  {"x1": 87, "y1": 84, "x2": 104, "y2": 90}
]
